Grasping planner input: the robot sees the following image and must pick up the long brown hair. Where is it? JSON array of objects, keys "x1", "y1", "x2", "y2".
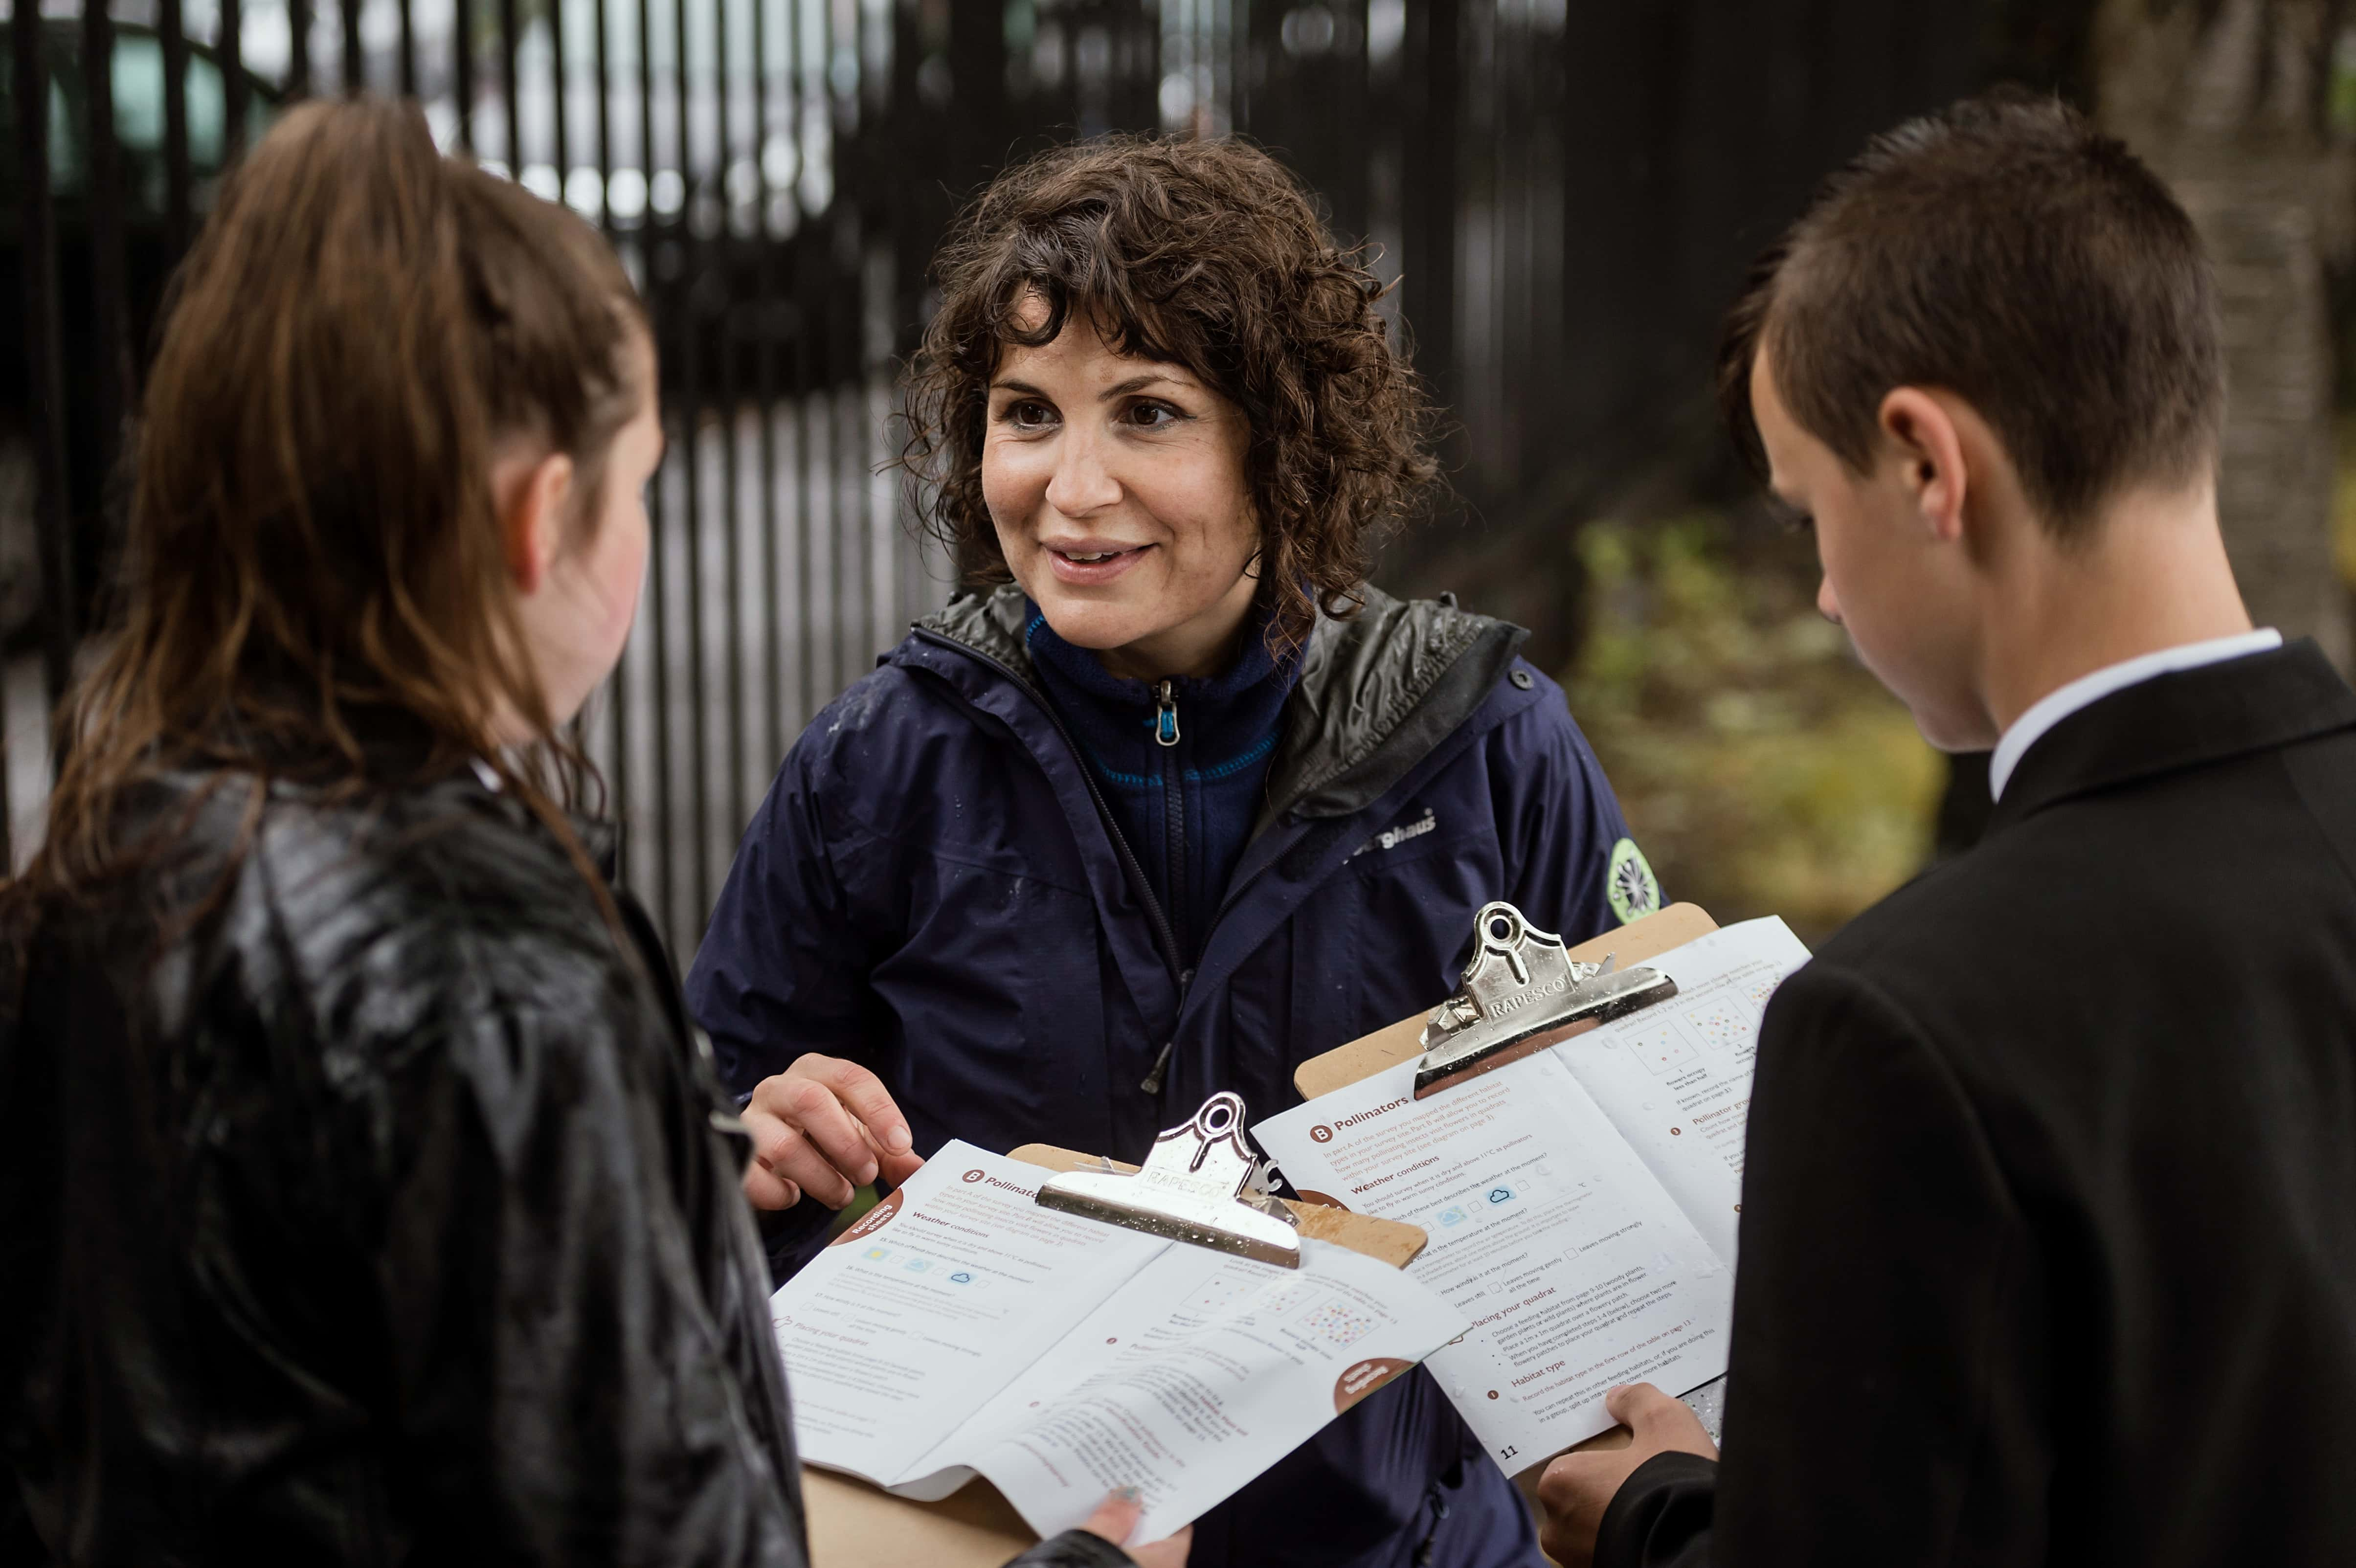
[{"x1": 18, "y1": 96, "x2": 647, "y2": 915}]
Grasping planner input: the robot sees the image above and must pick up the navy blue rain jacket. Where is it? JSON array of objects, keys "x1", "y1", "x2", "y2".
[{"x1": 689, "y1": 584, "x2": 1654, "y2": 1568}]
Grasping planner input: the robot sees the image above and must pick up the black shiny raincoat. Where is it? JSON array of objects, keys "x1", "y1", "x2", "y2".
[{"x1": 0, "y1": 762, "x2": 1129, "y2": 1568}]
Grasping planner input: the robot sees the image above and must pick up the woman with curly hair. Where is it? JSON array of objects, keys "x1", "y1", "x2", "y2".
[{"x1": 689, "y1": 136, "x2": 1656, "y2": 1568}]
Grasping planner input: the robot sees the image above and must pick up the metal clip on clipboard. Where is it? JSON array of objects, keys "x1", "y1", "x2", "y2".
[
  {"x1": 1413, "y1": 900, "x2": 1680, "y2": 1099},
  {"x1": 1035, "y1": 1091, "x2": 1302, "y2": 1269}
]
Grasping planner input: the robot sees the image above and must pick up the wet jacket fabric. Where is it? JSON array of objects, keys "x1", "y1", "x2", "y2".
[
  {"x1": 689, "y1": 582, "x2": 1651, "y2": 1568},
  {"x1": 0, "y1": 760, "x2": 1131, "y2": 1568}
]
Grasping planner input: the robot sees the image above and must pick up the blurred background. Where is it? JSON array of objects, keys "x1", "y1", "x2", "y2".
[{"x1": 6, "y1": 0, "x2": 2355, "y2": 954}]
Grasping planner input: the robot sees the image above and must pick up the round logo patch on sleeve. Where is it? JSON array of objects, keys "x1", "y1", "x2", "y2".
[{"x1": 1607, "y1": 837, "x2": 1660, "y2": 924}]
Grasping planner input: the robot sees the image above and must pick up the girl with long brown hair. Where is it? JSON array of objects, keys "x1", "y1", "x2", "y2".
[{"x1": 0, "y1": 98, "x2": 1174, "y2": 1568}]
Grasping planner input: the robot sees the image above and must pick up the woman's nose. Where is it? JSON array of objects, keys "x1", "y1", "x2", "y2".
[
  {"x1": 1043, "y1": 428, "x2": 1122, "y2": 518},
  {"x1": 1817, "y1": 574, "x2": 1844, "y2": 626}
]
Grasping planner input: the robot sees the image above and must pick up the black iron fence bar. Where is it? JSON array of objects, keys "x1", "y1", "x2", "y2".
[
  {"x1": 341, "y1": 0, "x2": 360, "y2": 92},
  {"x1": 750, "y1": 0, "x2": 780, "y2": 781},
  {"x1": 12, "y1": 0, "x2": 76, "y2": 731},
  {"x1": 591, "y1": 0, "x2": 624, "y2": 840},
  {"x1": 673, "y1": 0, "x2": 710, "y2": 935},
  {"x1": 222, "y1": 0, "x2": 247, "y2": 162},
  {"x1": 455, "y1": 0, "x2": 474, "y2": 148},
  {"x1": 792, "y1": 0, "x2": 816, "y2": 732},
  {"x1": 288, "y1": 0, "x2": 310, "y2": 97},
  {"x1": 160, "y1": 0, "x2": 192, "y2": 251},
  {"x1": 1405, "y1": 0, "x2": 1459, "y2": 422},
  {"x1": 497, "y1": 0, "x2": 519, "y2": 171},
  {"x1": 638, "y1": 0, "x2": 675, "y2": 939},
  {"x1": 549, "y1": 0, "x2": 569, "y2": 199},
  {"x1": 715, "y1": 0, "x2": 745, "y2": 860},
  {"x1": 398, "y1": 0, "x2": 416, "y2": 98},
  {"x1": 83, "y1": 0, "x2": 132, "y2": 602}
]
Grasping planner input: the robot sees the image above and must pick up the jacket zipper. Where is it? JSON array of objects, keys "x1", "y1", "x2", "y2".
[
  {"x1": 1153, "y1": 680, "x2": 1181, "y2": 747},
  {"x1": 1155, "y1": 680, "x2": 1189, "y2": 984},
  {"x1": 911, "y1": 628, "x2": 1190, "y2": 998}
]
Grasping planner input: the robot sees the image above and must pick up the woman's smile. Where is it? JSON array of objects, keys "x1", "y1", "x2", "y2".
[{"x1": 1043, "y1": 537, "x2": 1158, "y2": 584}]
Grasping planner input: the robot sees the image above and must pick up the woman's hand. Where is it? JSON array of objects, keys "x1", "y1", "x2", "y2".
[
  {"x1": 1076, "y1": 1491, "x2": 1191, "y2": 1568},
  {"x1": 739, "y1": 1054, "x2": 923, "y2": 1210}
]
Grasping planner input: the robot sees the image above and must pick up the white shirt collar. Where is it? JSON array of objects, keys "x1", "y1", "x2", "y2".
[{"x1": 1988, "y1": 628, "x2": 2283, "y2": 801}]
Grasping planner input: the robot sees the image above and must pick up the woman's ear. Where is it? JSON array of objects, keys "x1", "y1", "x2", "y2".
[
  {"x1": 1877, "y1": 387, "x2": 1968, "y2": 544},
  {"x1": 495, "y1": 448, "x2": 576, "y2": 595}
]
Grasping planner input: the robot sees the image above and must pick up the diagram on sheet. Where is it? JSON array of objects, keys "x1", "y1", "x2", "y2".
[
  {"x1": 1680, "y1": 998, "x2": 1752, "y2": 1053},
  {"x1": 1301, "y1": 1299, "x2": 1377, "y2": 1348},
  {"x1": 1623, "y1": 1023, "x2": 1699, "y2": 1076}
]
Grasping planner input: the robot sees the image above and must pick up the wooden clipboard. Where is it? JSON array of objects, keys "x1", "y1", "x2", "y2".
[
  {"x1": 1293, "y1": 902, "x2": 1719, "y2": 1102},
  {"x1": 801, "y1": 1144, "x2": 1431, "y2": 1565},
  {"x1": 1289, "y1": 901, "x2": 1721, "y2": 1517}
]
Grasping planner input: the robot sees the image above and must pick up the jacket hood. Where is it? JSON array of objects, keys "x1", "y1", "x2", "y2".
[{"x1": 913, "y1": 582, "x2": 1530, "y2": 832}]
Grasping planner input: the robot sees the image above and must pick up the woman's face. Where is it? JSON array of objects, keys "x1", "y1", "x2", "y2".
[{"x1": 982, "y1": 305, "x2": 1260, "y2": 682}]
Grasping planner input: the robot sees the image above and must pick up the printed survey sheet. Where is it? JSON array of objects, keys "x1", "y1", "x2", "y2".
[{"x1": 1252, "y1": 918, "x2": 1810, "y2": 1469}]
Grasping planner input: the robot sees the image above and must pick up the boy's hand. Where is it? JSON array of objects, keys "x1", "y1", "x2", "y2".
[
  {"x1": 1535, "y1": 1383, "x2": 1717, "y2": 1568},
  {"x1": 1077, "y1": 1490, "x2": 1191, "y2": 1568}
]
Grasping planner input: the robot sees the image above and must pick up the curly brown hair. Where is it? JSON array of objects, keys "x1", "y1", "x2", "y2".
[{"x1": 899, "y1": 134, "x2": 1438, "y2": 654}]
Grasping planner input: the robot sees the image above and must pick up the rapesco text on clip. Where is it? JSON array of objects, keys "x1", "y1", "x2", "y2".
[
  {"x1": 1412, "y1": 900, "x2": 1679, "y2": 1099},
  {"x1": 1035, "y1": 1091, "x2": 1302, "y2": 1269}
]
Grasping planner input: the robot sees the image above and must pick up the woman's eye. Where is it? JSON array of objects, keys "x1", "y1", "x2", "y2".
[
  {"x1": 1126, "y1": 401, "x2": 1182, "y2": 430},
  {"x1": 1000, "y1": 400, "x2": 1056, "y2": 429}
]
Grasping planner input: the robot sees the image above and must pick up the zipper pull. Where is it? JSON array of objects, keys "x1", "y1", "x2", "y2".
[
  {"x1": 1154, "y1": 680, "x2": 1180, "y2": 747},
  {"x1": 1140, "y1": 1040, "x2": 1176, "y2": 1096}
]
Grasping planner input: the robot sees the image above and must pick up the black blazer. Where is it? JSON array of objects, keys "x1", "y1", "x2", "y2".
[{"x1": 1600, "y1": 641, "x2": 2356, "y2": 1568}]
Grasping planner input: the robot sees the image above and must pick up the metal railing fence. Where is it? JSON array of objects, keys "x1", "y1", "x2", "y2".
[{"x1": 4, "y1": 0, "x2": 1986, "y2": 956}]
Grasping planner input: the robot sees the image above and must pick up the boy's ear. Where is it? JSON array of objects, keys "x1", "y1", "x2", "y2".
[
  {"x1": 1877, "y1": 387, "x2": 1969, "y2": 543},
  {"x1": 496, "y1": 450, "x2": 576, "y2": 595}
]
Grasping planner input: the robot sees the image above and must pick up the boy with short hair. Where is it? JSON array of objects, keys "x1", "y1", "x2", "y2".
[{"x1": 1538, "y1": 91, "x2": 2356, "y2": 1568}]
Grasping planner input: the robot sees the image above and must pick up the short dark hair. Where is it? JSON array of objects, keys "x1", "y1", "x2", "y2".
[
  {"x1": 1719, "y1": 91, "x2": 2222, "y2": 537},
  {"x1": 899, "y1": 134, "x2": 1437, "y2": 653}
]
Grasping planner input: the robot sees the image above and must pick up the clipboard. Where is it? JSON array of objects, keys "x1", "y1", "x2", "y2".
[
  {"x1": 1294, "y1": 903, "x2": 1719, "y2": 1101},
  {"x1": 1287, "y1": 901, "x2": 1722, "y2": 1508},
  {"x1": 801, "y1": 1130, "x2": 1431, "y2": 1565}
]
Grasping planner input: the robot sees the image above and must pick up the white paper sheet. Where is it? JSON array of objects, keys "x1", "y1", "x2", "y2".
[
  {"x1": 771, "y1": 1141, "x2": 1467, "y2": 1539},
  {"x1": 1255, "y1": 1056, "x2": 1733, "y2": 1471},
  {"x1": 770, "y1": 1144, "x2": 1165, "y2": 1486},
  {"x1": 934, "y1": 1239, "x2": 1467, "y2": 1541},
  {"x1": 1547, "y1": 917, "x2": 1812, "y2": 1263}
]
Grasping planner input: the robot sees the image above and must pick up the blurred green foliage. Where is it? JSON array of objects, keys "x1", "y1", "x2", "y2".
[{"x1": 1563, "y1": 515, "x2": 1945, "y2": 947}]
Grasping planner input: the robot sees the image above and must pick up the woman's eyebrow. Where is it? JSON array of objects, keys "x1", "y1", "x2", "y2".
[
  {"x1": 988, "y1": 376, "x2": 1049, "y2": 396},
  {"x1": 1099, "y1": 371, "x2": 1193, "y2": 400}
]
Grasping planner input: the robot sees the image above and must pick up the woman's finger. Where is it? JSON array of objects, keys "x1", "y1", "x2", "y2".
[
  {"x1": 855, "y1": 1120, "x2": 928, "y2": 1188},
  {"x1": 797, "y1": 1054, "x2": 915, "y2": 1156},
  {"x1": 767, "y1": 1072, "x2": 880, "y2": 1188},
  {"x1": 748, "y1": 1114, "x2": 858, "y2": 1209},
  {"x1": 739, "y1": 1159, "x2": 801, "y2": 1210}
]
